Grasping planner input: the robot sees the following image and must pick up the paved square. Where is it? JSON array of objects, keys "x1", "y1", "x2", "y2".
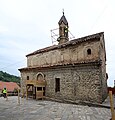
[{"x1": 0, "y1": 96, "x2": 111, "y2": 120}]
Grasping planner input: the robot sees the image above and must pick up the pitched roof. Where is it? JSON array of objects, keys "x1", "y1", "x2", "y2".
[
  {"x1": 0, "y1": 81, "x2": 20, "y2": 92},
  {"x1": 26, "y1": 32, "x2": 104, "y2": 57},
  {"x1": 58, "y1": 13, "x2": 68, "y2": 25}
]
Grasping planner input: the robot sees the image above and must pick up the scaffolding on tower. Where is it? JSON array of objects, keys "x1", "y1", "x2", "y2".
[{"x1": 51, "y1": 28, "x2": 75, "y2": 45}]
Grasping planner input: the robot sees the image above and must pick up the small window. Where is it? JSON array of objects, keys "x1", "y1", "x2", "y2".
[
  {"x1": 37, "y1": 87, "x2": 42, "y2": 91},
  {"x1": 60, "y1": 27, "x2": 62, "y2": 31},
  {"x1": 27, "y1": 76, "x2": 29, "y2": 80},
  {"x1": 87, "y1": 49, "x2": 91, "y2": 55},
  {"x1": 55, "y1": 78, "x2": 60, "y2": 92}
]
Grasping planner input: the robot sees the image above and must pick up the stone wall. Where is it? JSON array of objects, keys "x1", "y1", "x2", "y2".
[
  {"x1": 99, "y1": 35, "x2": 108, "y2": 101},
  {"x1": 45, "y1": 65, "x2": 102, "y2": 103},
  {"x1": 20, "y1": 64, "x2": 106, "y2": 103}
]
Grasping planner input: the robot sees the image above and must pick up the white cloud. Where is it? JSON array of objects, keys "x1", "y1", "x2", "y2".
[{"x1": 0, "y1": 26, "x2": 8, "y2": 33}]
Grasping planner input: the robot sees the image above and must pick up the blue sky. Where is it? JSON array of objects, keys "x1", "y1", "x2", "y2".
[{"x1": 0, "y1": 0, "x2": 115, "y2": 87}]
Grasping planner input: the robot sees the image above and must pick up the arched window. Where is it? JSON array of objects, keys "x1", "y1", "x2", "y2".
[
  {"x1": 36, "y1": 73, "x2": 44, "y2": 81},
  {"x1": 87, "y1": 49, "x2": 91, "y2": 55}
]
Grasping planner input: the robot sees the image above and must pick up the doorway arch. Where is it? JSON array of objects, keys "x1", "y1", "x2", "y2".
[{"x1": 35, "y1": 72, "x2": 46, "y2": 99}]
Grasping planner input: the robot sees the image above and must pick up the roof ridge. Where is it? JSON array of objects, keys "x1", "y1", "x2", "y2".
[{"x1": 26, "y1": 32, "x2": 104, "y2": 57}]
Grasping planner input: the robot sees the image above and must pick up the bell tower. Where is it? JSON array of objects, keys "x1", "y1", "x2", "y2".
[{"x1": 57, "y1": 11, "x2": 69, "y2": 44}]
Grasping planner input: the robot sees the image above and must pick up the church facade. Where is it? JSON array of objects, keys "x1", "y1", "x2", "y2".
[{"x1": 19, "y1": 13, "x2": 108, "y2": 103}]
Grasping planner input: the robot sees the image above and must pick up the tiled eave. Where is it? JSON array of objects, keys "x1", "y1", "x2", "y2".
[{"x1": 18, "y1": 59, "x2": 102, "y2": 71}]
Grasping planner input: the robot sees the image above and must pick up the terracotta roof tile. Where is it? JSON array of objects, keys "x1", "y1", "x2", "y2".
[{"x1": 0, "y1": 81, "x2": 20, "y2": 92}]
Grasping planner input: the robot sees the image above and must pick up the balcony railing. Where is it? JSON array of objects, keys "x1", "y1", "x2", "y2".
[{"x1": 26, "y1": 80, "x2": 46, "y2": 86}]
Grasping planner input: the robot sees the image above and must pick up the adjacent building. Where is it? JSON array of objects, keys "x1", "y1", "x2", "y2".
[{"x1": 0, "y1": 81, "x2": 20, "y2": 94}]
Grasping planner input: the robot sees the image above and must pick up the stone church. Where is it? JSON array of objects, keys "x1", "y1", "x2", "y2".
[{"x1": 19, "y1": 12, "x2": 108, "y2": 103}]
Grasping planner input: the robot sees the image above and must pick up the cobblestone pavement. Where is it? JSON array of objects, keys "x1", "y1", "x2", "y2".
[{"x1": 0, "y1": 96, "x2": 111, "y2": 120}]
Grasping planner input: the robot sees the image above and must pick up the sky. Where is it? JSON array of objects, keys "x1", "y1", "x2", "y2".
[{"x1": 0, "y1": 0, "x2": 115, "y2": 87}]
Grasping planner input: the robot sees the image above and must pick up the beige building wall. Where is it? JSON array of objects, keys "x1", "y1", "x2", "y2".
[{"x1": 27, "y1": 40, "x2": 100, "y2": 68}]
